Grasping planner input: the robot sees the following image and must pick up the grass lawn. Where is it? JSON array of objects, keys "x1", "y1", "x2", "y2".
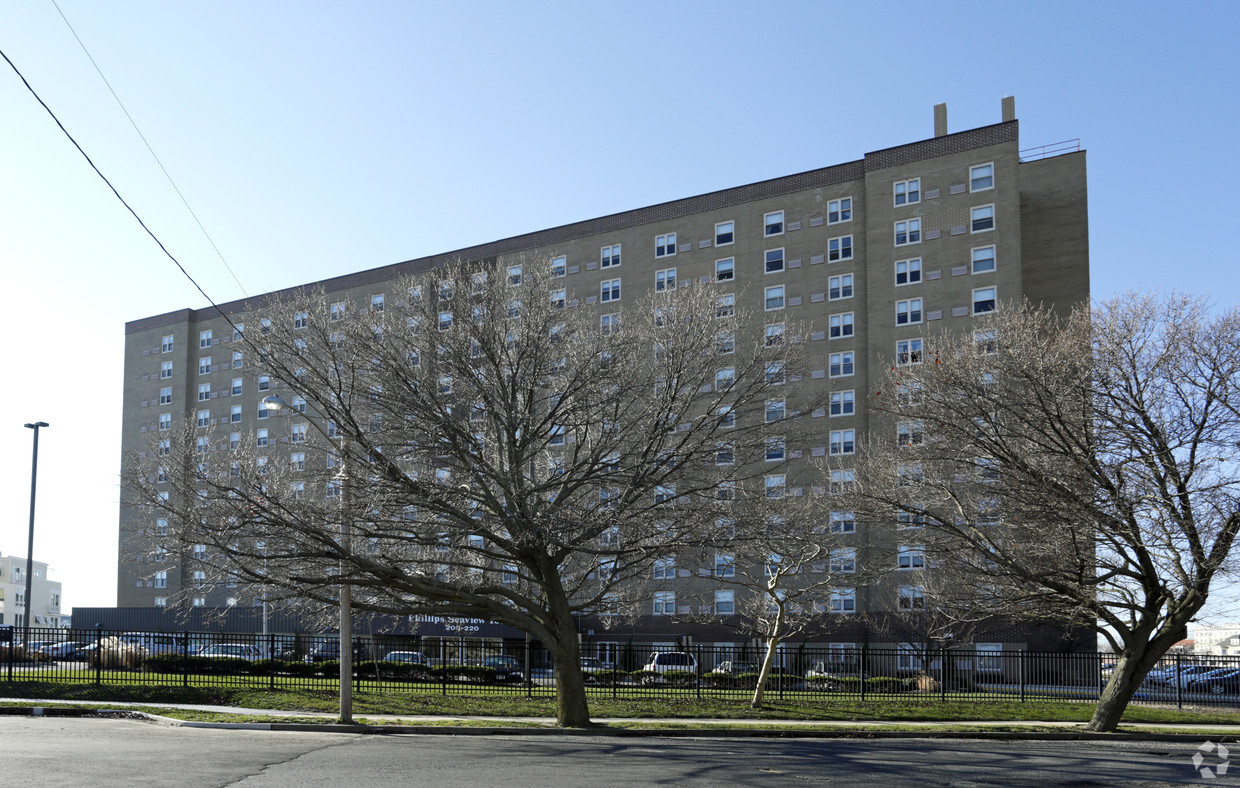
[{"x1": 5, "y1": 677, "x2": 1240, "y2": 727}]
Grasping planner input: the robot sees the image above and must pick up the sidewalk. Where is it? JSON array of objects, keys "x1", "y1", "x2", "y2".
[{"x1": 5, "y1": 698, "x2": 1240, "y2": 740}]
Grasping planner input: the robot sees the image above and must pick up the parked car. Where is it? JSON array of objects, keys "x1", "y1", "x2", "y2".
[
  {"x1": 304, "y1": 641, "x2": 371, "y2": 663},
  {"x1": 384, "y1": 651, "x2": 429, "y2": 666},
  {"x1": 805, "y1": 661, "x2": 849, "y2": 690},
  {"x1": 1188, "y1": 668, "x2": 1240, "y2": 695},
  {"x1": 483, "y1": 655, "x2": 523, "y2": 682},
  {"x1": 580, "y1": 657, "x2": 613, "y2": 674},
  {"x1": 716, "y1": 661, "x2": 760, "y2": 676},
  {"x1": 116, "y1": 632, "x2": 191, "y2": 656},
  {"x1": 197, "y1": 644, "x2": 261, "y2": 661},
  {"x1": 39, "y1": 641, "x2": 91, "y2": 660}
]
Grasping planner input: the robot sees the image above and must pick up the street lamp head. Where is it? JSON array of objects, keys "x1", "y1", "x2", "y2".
[
  {"x1": 24, "y1": 422, "x2": 49, "y2": 429},
  {"x1": 261, "y1": 395, "x2": 289, "y2": 412}
]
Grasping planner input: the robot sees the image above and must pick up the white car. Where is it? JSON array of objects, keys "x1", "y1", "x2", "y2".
[{"x1": 640, "y1": 652, "x2": 698, "y2": 684}]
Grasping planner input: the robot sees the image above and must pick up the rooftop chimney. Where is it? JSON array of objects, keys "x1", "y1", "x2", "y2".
[
  {"x1": 1002, "y1": 95, "x2": 1015, "y2": 122},
  {"x1": 934, "y1": 103, "x2": 948, "y2": 137}
]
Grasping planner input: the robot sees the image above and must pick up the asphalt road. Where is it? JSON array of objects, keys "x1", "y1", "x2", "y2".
[{"x1": 3, "y1": 717, "x2": 1232, "y2": 786}]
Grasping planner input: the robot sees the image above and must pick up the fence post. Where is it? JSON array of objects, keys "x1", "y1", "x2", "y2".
[
  {"x1": 940, "y1": 646, "x2": 947, "y2": 701},
  {"x1": 1019, "y1": 650, "x2": 1026, "y2": 703},
  {"x1": 696, "y1": 644, "x2": 702, "y2": 700},
  {"x1": 94, "y1": 624, "x2": 103, "y2": 686},
  {"x1": 860, "y1": 645, "x2": 867, "y2": 702},
  {"x1": 525, "y1": 639, "x2": 533, "y2": 699},
  {"x1": 269, "y1": 633, "x2": 276, "y2": 690},
  {"x1": 182, "y1": 630, "x2": 190, "y2": 687},
  {"x1": 440, "y1": 639, "x2": 448, "y2": 696},
  {"x1": 1176, "y1": 651, "x2": 1183, "y2": 710}
]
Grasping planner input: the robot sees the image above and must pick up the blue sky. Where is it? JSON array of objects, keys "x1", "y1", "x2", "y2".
[{"x1": 1, "y1": 1, "x2": 1237, "y2": 619}]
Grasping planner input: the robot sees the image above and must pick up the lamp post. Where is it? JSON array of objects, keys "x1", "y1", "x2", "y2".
[
  {"x1": 262, "y1": 396, "x2": 353, "y2": 723},
  {"x1": 22, "y1": 421, "x2": 49, "y2": 644}
]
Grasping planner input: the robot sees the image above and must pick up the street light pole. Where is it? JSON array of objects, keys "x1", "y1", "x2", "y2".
[
  {"x1": 23, "y1": 421, "x2": 49, "y2": 644},
  {"x1": 262, "y1": 396, "x2": 352, "y2": 723}
]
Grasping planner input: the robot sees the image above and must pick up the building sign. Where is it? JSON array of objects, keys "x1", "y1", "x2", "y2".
[{"x1": 408, "y1": 614, "x2": 523, "y2": 639}]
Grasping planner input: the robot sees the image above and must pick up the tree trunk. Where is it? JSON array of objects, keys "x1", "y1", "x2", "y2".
[
  {"x1": 1087, "y1": 649, "x2": 1158, "y2": 732},
  {"x1": 750, "y1": 636, "x2": 782, "y2": 709},
  {"x1": 545, "y1": 588, "x2": 593, "y2": 728}
]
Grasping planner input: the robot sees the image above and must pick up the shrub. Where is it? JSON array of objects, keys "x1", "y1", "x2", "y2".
[
  {"x1": 590, "y1": 669, "x2": 626, "y2": 686},
  {"x1": 430, "y1": 664, "x2": 497, "y2": 683},
  {"x1": 662, "y1": 670, "x2": 697, "y2": 688},
  {"x1": 630, "y1": 669, "x2": 661, "y2": 686},
  {"x1": 864, "y1": 676, "x2": 912, "y2": 694},
  {"x1": 702, "y1": 671, "x2": 737, "y2": 689}
]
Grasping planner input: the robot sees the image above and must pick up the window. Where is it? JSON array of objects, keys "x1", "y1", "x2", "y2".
[
  {"x1": 154, "y1": 596, "x2": 167, "y2": 607},
  {"x1": 549, "y1": 425, "x2": 565, "y2": 447},
  {"x1": 154, "y1": 571, "x2": 167, "y2": 588},
  {"x1": 438, "y1": 311, "x2": 454, "y2": 331},
  {"x1": 256, "y1": 428, "x2": 269, "y2": 447},
  {"x1": 828, "y1": 235, "x2": 853, "y2": 262},
  {"x1": 600, "y1": 313, "x2": 620, "y2": 334},
  {"x1": 898, "y1": 586, "x2": 925, "y2": 611},
  {"x1": 715, "y1": 443, "x2": 734, "y2": 465},
  {"x1": 197, "y1": 383, "x2": 210, "y2": 401},
  {"x1": 765, "y1": 552, "x2": 784, "y2": 577},
  {"x1": 830, "y1": 390, "x2": 855, "y2": 417},
  {"x1": 156, "y1": 438, "x2": 171, "y2": 457},
  {"x1": 655, "y1": 268, "x2": 677, "y2": 291},
  {"x1": 507, "y1": 300, "x2": 521, "y2": 319},
  {"x1": 764, "y1": 210, "x2": 784, "y2": 236},
  {"x1": 471, "y1": 271, "x2": 488, "y2": 295},
  {"x1": 829, "y1": 312, "x2": 854, "y2": 339},
  {"x1": 717, "y1": 405, "x2": 736, "y2": 428},
  {"x1": 766, "y1": 436, "x2": 786, "y2": 461},
  {"x1": 158, "y1": 413, "x2": 172, "y2": 431},
  {"x1": 199, "y1": 357, "x2": 212, "y2": 375},
  {"x1": 896, "y1": 298, "x2": 923, "y2": 325},
  {"x1": 256, "y1": 400, "x2": 269, "y2": 420},
  {"x1": 830, "y1": 588, "x2": 856, "y2": 614},
  {"x1": 895, "y1": 258, "x2": 922, "y2": 285},
  {"x1": 897, "y1": 511, "x2": 927, "y2": 530},
  {"x1": 897, "y1": 545, "x2": 926, "y2": 570},
  {"x1": 600, "y1": 244, "x2": 621, "y2": 268},
  {"x1": 550, "y1": 288, "x2": 566, "y2": 309},
  {"x1": 765, "y1": 474, "x2": 786, "y2": 499},
  {"x1": 828, "y1": 197, "x2": 852, "y2": 224},
  {"x1": 330, "y1": 301, "x2": 346, "y2": 321},
  {"x1": 371, "y1": 294, "x2": 385, "y2": 312},
  {"x1": 229, "y1": 432, "x2": 240, "y2": 449},
  {"x1": 550, "y1": 255, "x2": 566, "y2": 278},
  {"x1": 230, "y1": 405, "x2": 242, "y2": 423},
  {"x1": 291, "y1": 423, "x2": 307, "y2": 443},
  {"x1": 158, "y1": 387, "x2": 172, "y2": 405},
  {"x1": 829, "y1": 469, "x2": 856, "y2": 495},
  {"x1": 896, "y1": 338, "x2": 923, "y2": 366},
  {"x1": 970, "y1": 162, "x2": 994, "y2": 192},
  {"x1": 653, "y1": 556, "x2": 676, "y2": 580},
  {"x1": 289, "y1": 452, "x2": 305, "y2": 471},
  {"x1": 765, "y1": 323, "x2": 784, "y2": 347},
  {"x1": 228, "y1": 378, "x2": 241, "y2": 396},
  {"x1": 600, "y1": 278, "x2": 621, "y2": 302},
  {"x1": 196, "y1": 409, "x2": 210, "y2": 428},
  {"x1": 715, "y1": 294, "x2": 735, "y2": 319},
  {"x1": 828, "y1": 274, "x2": 853, "y2": 300},
  {"x1": 439, "y1": 280, "x2": 454, "y2": 301},
  {"x1": 830, "y1": 548, "x2": 857, "y2": 574},
  {"x1": 765, "y1": 399, "x2": 785, "y2": 423},
  {"x1": 231, "y1": 350, "x2": 243, "y2": 368},
  {"x1": 830, "y1": 429, "x2": 855, "y2": 456},
  {"x1": 714, "y1": 220, "x2": 734, "y2": 246},
  {"x1": 654, "y1": 484, "x2": 676, "y2": 505},
  {"x1": 829, "y1": 351, "x2": 854, "y2": 378},
  {"x1": 294, "y1": 310, "x2": 309, "y2": 329},
  {"x1": 764, "y1": 285, "x2": 785, "y2": 311},
  {"x1": 897, "y1": 421, "x2": 925, "y2": 447},
  {"x1": 260, "y1": 318, "x2": 272, "y2": 335},
  {"x1": 256, "y1": 375, "x2": 270, "y2": 392},
  {"x1": 192, "y1": 597, "x2": 206, "y2": 608},
  {"x1": 971, "y1": 204, "x2": 995, "y2": 233},
  {"x1": 653, "y1": 591, "x2": 676, "y2": 616},
  {"x1": 505, "y1": 265, "x2": 522, "y2": 287},
  {"x1": 715, "y1": 367, "x2": 735, "y2": 391},
  {"x1": 717, "y1": 331, "x2": 735, "y2": 354},
  {"x1": 715, "y1": 258, "x2": 734, "y2": 281},
  {"x1": 161, "y1": 335, "x2": 174, "y2": 353},
  {"x1": 714, "y1": 590, "x2": 735, "y2": 615},
  {"x1": 894, "y1": 177, "x2": 920, "y2": 206},
  {"x1": 764, "y1": 248, "x2": 785, "y2": 273},
  {"x1": 895, "y1": 218, "x2": 921, "y2": 246},
  {"x1": 161, "y1": 361, "x2": 173, "y2": 379},
  {"x1": 973, "y1": 286, "x2": 997, "y2": 314},
  {"x1": 656, "y1": 233, "x2": 676, "y2": 257},
  {"x1": 975, "y1": 329, "x2": 997, "y2": 355},
  {"x1": 765, "y1": 361, "x2": 785, "y2": 385},
  {"x1": 972, "y1": 245, "x2": 996, "y2": 274},
  {"x1": 199, "y1": 329, "x2": 213, "y2": 348}
]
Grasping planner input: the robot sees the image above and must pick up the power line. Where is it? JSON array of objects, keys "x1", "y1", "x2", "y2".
[
  {"x1": 0, "y1": 44, "x2": 243, "y2": 334},
  {"x1": 50, "y1": 0, "x2": 248, "y2": 297}
]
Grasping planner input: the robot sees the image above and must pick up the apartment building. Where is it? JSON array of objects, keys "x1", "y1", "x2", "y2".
[
  {"x1": 116, "y1": 99, "x2": 1088, "y2": 655},
  {"x1": 0, "y1": 553, "x2": 64, "y2": 628}
]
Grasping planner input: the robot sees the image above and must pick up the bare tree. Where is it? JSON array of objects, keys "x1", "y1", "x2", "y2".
[
  {"x1": 680, "y1": 475, "x2": 878, "y2": 708},
  {"x1": 845, "y1": 293, "x2": 1240, "y2": 731},
  {"x1": 127, "y1": 258, "x2": 798, "y2": 727}
]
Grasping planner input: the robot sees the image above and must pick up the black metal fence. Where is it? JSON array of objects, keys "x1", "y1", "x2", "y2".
[{"x1": 3, "y1": 626, "x2": 1238, "y2": 709}]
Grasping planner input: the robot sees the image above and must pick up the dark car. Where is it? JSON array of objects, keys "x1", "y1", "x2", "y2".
[
  {"x1": 304, "y1": 641, "x2": 372, "y2": 663},
  {"x1": 1189, "y1": 668, "x2": 1240, "y2": 695},
  {"x1": 483, "y1": 655, "x2": 524, "y2": 682}
]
